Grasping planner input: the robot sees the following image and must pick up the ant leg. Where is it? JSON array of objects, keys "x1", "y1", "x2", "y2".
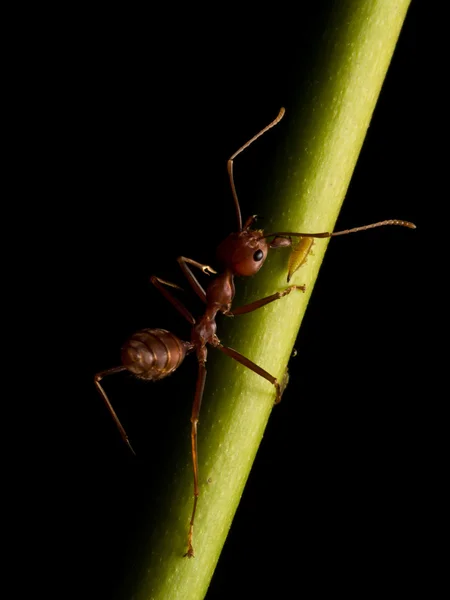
[
  {"x1": 228, "y1": 284, "x2": 306, "y2": 317},
  {"x1": 184, "y1": 360, "x2": 207, "y2": 558},
  {"x1": 178, "y1": 257, "x2": 217, "y2": 276},
  {"x1": 177, "y1": 257, "x2": 217, "y2": 304},
  {"x1": 94, "y1": 367, "x2": 136, "y2": 455},
  {"x1": 150, "y1": 276, "x2": 196, "y2": 325},
  {"x1": 217, "y1": 344, "x2": 282, "y2": 404}
]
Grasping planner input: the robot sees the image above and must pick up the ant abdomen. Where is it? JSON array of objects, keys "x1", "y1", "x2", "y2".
[{"x1": 121, "y1": 328, "x2": 191, "y2": 381}]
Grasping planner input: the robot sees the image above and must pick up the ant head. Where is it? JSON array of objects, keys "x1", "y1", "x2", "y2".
[
  {"x1": 216, "y1": 226, "x2": 269, "y2": 276},
  {"x1": 216, "y1": 216, "x2": 295, "y2": 276}
]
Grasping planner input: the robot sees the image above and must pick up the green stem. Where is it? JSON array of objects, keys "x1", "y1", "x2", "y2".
[{"x1": 125, "y1": 2, "x2": 411, "y2": 598}]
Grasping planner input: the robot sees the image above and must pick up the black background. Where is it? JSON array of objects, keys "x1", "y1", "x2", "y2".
[{"x1": 29, "y1": 2, "x2": 431, "y2": 598}]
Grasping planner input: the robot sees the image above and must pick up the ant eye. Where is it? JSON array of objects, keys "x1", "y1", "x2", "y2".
[{"x1": 253, "y1": 249, "x2": 264, "y2": 261}]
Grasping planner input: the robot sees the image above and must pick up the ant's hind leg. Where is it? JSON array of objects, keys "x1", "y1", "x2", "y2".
[
  {"x1": 184, "y1": 360, "x2": 207, "y2": 559},
  {"x1": 94, "y1": 366, "x2": 136, "y2": 454}
]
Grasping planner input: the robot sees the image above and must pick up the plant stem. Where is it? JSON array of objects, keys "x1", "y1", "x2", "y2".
[{"x1": 124, "y1": 2, "x2": 411, "y2": 598}]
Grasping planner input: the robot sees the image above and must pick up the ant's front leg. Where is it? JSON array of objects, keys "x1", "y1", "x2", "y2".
[
  {"x1": 226, "y1": 284, "x2": 306, "y2": 317},
  {"x1": 177, "y1": 257, "x2": 217, "y2": 304}
]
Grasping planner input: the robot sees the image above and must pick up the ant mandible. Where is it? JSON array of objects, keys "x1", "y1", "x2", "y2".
[{"x1": 94, "y1": 107, "x2": 415, "y2": 558}]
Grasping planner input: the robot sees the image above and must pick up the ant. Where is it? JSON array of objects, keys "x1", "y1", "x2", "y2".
[{"x1": 94, "y1": 107, "x2": 415, "y2": 558}]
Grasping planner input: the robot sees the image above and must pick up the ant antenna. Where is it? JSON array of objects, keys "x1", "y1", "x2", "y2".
[
  {"x1": 262, "y1": 219, "x2": 416, "y2": 240},
  {"x1": 228, "y1": 108, "x2": 285, "y2": 231}
]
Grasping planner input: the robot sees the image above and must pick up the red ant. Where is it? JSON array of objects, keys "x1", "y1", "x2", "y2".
[{"x1": 94, "y1": 107, "x2": 415, "y2": 558}]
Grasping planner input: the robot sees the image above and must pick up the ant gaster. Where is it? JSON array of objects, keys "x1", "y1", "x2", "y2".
[{"x1": 94, "y1": 107, "x2": 416, "y2": 558}]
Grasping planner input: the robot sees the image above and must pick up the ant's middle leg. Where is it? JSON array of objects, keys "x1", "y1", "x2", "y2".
[
  {"x1": 217, "y1": 344, "x2": 283, "y2": 404},
  {"x1": 150, "y1": 276, "x2": 196, "y2": 325}
]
